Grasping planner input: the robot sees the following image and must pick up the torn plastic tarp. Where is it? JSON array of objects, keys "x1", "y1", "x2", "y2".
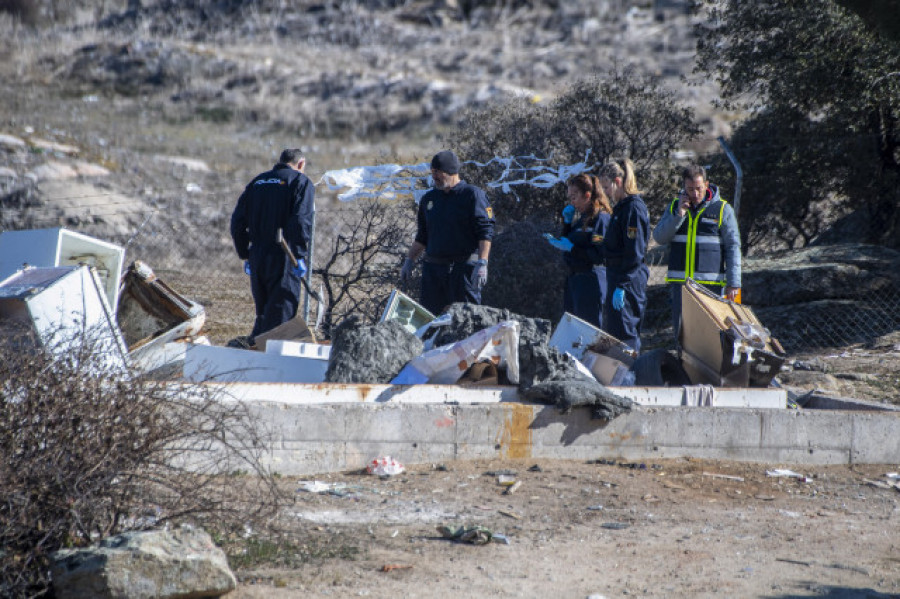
[
  {"x1": 391, "y1": 320, "x2": 520, "y2": 385},
  {"x1": 318, "y1": 152, "x2": 595, "y2": 202}
]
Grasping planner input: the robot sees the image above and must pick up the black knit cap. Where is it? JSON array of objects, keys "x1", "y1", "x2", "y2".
[{"x1": 431, "y1": 150, "x2": 460, "y2": 175}]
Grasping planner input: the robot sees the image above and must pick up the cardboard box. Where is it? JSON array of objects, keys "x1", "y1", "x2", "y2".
[
  {"x1": 679, "y1": 279, "x2": 785, "y2": 387},
  {"x1": 252, "y1": 313, "x2": 317, "y2": 349},
  {"x1": 581, "y1": 350, "x2": 631, "y2": 385}
]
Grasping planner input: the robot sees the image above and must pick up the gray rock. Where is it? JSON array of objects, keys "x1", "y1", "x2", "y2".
[
  {"x1": 325, "y1": 316, "x2": 423, "y2": 383},
  {"x1": 51, "y1": 526, "x2": 236, "y2": 599},
  {"x1": 743, "y1": 244, "x2": 900, "y2": 306}
]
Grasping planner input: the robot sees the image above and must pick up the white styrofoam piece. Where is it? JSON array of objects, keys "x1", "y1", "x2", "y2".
[
  {"x1": 265, "y1": 340, "x2": 331, "y2": 360},
  {"x1": 0, "y1": 265, "x2": 128, "y2": 372},
  {"x1": 184, "y1": 343, "x2": 329, "y2": 383},
  {"x1": 0, "y1": 228, "x2": 125, "y2": 311}
]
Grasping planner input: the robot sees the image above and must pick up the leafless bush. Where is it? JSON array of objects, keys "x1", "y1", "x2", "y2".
[
  {"x1": 0, "y1": 325, "x2": 287, "y2": 598},
  {"x1": 314, "y1": 199, "x2": 416, "y2": 337}
]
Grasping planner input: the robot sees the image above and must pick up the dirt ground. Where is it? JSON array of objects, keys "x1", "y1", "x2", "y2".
[{"x1": 227, "y1": 457, "x2": 900, "y2": 599}]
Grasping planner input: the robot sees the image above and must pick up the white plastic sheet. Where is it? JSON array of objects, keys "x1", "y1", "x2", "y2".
[
  {"x1": 317, "y1": 151, "x2": 596, "y2": 202},
  {"x1": 391, "y1": 320, "x2": 520, "y2": 385}
]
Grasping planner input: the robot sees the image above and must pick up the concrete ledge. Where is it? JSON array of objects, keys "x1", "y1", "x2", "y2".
[
  {"x1": 196, "y1": 382, "x2": 786, "y2": 409},
  {"x1": 243, "y1": 402, "x2": 900, "y2": 475}
]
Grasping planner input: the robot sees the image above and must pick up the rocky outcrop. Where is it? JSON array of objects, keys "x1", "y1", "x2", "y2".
[
  {"x1": 51, "y1": 526, "x2": 236, "y2": 599},
  {"x1": 743, "y1": 244, "x2": 900, "y2": 351}
]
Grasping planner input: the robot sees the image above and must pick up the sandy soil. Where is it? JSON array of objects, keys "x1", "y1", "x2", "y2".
[{"x1": 228, "y1": 458, "x2": 900, "y2": 599}]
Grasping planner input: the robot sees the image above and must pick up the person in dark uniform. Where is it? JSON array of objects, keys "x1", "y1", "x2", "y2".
[
  {"x1": 230, "y1": 148, "x2": 314, "y2": 342},
  {"x1": 598, "y1": 158, "x2": 650, "y2": 352},
  {"x1": 399, "y1": 150, "x2": 494, "y2": 315},
  {"x1": 652, "y1": 164, "x2": 742, "y2": 339},
  {"x1": 545, "y1": 173, "x2": 612, "y2": 328}
]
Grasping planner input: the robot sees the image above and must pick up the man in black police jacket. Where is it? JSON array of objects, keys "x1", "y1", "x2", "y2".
[
  {"x1": 400, "y1": 150, "x2": 495, "y2": 315},
  {"x1": 231, "y1": 148, "x2": 314, "y2": 342}
]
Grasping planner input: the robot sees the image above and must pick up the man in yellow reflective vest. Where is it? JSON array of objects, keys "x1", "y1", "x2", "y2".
[{"x1": 652, "y1": 164, "x2": 742, "y2": 339}]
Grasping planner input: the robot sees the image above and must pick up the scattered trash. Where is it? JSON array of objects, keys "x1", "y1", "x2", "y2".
[
  {"x1": 504, "y1": 481, "x2": 522, "y2": 495},
  {"x1": 527, "y1": 464, "x2": 543, "y2": 472},
  {"x1": 619, "y1": 462, "x2": 648, "y2": 470},
  {"x1": 491, "y1": 533, "x2": 511, "y2": 545},
  {"x1": 702, "y1": 472, "x2": 744, "y2": 482},
  {"x1": 485, "y1": 469, "x2": 517, "y2": 477},
  {"x1": 497, "y1": 474, "x2": 517, "y2": 486},
  {"x1": 863, "y1": 479, "x2": 895, "y2": 490},
  {"x1": 379, "y1": 564, "x2": 413, "y2": 573},
  {"x1": 586, "y1": 505, "x2": 604, "y2": 511},
  {"x1": 367, "y1": 456, "x2": 405, "y2": 477},
  {"x1": 498, "y1": 509, "x2": 522, "y2": 520},
  {"x1": 600, "y1": 522, "x2": 630, "y2": 530},
  {"x1": 437, "y1": 524, "x2": 494, "y2": 545},
  {"x1": 776, "y1": 557, "x2": 811, "y2": 567},
  {"x1": 297, "y1": 481, "x2": 332, "y2": 494},
  {"x1": 766, "y1": 469, "x2": 811, "y2": 482}
]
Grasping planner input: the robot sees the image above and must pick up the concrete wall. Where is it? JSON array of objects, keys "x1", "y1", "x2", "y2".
[{"x1": 246, "y1": 402, "x2": 900, "y2": 475}]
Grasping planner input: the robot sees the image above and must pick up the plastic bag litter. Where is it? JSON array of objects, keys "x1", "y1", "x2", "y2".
[
  {"x1": 297, "y1": 481, "x2": 332, "y2": 493},
  {"x1": 392, "y1": 320, "x2": 520, "y2": 385},
  {"x1": 766, "y1": 469, "x2": 811, "y2": 482},
  {"x1": 438, "y1": 524, "x2": 499, "y2": 545},
  {"x1": 367, "y1": 456, "x2": 405, "y2": 476}
]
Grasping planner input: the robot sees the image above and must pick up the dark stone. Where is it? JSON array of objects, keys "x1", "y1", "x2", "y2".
[{"x1": 325, "y1": 315, "x2": 423, "y2": 383}]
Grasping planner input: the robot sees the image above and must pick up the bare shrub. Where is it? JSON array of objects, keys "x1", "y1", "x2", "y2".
[
  {"x1": 314, "y1": 199, "x2": 416, "y2": 337},
  {"x1": 0, "y1": 324, "x2": 287, "y2": 598}
]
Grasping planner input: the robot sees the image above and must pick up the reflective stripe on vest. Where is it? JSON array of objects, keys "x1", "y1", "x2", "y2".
[{"x1": 666, "y1": 198, "x2": 727, "y2": 286}]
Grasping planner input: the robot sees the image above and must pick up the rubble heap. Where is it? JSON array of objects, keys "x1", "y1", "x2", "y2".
[{"x1": 325, "y1": 316, "x2": 423, "y2": 383}]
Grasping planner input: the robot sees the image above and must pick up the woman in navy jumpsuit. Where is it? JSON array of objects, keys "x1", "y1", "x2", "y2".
[
  {"x1": 597, "y1": 158, "x2": 650, "y2": 353},
  {"x1": 548, "y1": 174, "x2": 612, "y2": 328}
]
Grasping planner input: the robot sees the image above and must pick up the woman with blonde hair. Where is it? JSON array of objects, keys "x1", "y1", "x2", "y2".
[
  {"x1": 545, "y1": 173, "x2": 612, "y2": 328},
  {"x1": 597, "y1": 158, "x2": 650, "y2": 352}
]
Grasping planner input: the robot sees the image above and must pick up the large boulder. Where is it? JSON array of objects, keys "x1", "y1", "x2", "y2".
[
  {"x1": 51, "y1": 526, "x2": 235, "y2": 599},
  {"x1": 743, "y1": 244, "x2": 900, "y2": 306}
]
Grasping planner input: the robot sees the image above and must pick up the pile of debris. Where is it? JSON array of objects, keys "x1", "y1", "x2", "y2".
[{"x1": 0, "y1": 228, "x2": 787, "y2": 423}]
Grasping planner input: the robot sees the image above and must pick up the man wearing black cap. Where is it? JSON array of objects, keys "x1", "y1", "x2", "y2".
[
  {"x1": 231, "y1": 148, "x2": 314, "y2": 343},
  {"x1": 400, "y1": 150, "x2": 495, "y2": 315}
]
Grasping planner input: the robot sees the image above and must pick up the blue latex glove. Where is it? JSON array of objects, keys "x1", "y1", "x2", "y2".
[
  {"x1": 400, "y1": 257, "x2": 415, "y2": 282},
  {"x1": 548, "y1": 236, "x2": 574, "y2": 252},
  {"x1": 612, "y1": 287, "x2": 625, "y2": 311},
  {"x1": 243, "y1": 260, "x2": 251, "y2": 276},
  {"x1": 292, "y1": 258, "x2": 307, "y2": 279},
  {"x1": 561, "y1": 204, "x2": 576, "y2": 224},
  {"x1": 475, "y1": 258, "x2": 488, "y2": 289}
]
